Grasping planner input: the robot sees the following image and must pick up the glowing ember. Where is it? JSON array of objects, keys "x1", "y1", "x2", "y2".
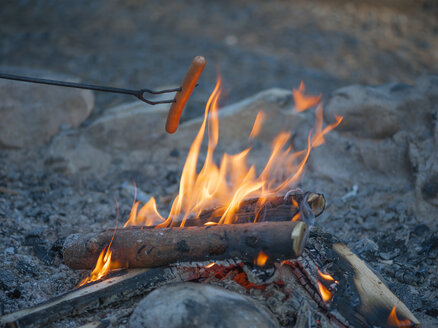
[
  {"x1": 205, "y1": 262, "x2": 216, "y2": 268},
  {"x1": 388, "y1": 306, "x2": 412, "y2": 327},
  {"x1": 254, "y1": 250, "x2": 269, "y2": 266},
  {"x1": 316, "y1": 281, "x2": 332, "y2": 302},
  {"x1": 293, "y1": 81, "x2": 322, "y2": 112},
  {"x1": 204, "y1": 221, "x2": 218, "y2": 226}
]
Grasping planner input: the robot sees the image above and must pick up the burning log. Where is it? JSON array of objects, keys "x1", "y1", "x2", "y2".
[
  {"x1": 179, "y1": 191, "x2": 325, "y2": 226},
  {"x1": 64, "y1": 191, "x2": 323, "y2": 270},
  {"x1": 289, "y1": 229, "x2": 421, "y2": 328},
  {"x1": 64, "y1": 221, "x2": 309, "y2": 270}
]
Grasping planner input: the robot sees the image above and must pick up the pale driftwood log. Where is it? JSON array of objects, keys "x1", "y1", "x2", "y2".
[
  {"x1": 289, "y1": 229, "x2": 420, "y2": 328},
  {"x1": 64, "y1": 221, "x2": 309, "y2": 270},
  {"x1": 333, "y1": 243, "x2": 419, "y2": 327}
]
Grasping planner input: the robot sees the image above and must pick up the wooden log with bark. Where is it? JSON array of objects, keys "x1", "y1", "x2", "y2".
[
  {"x1": 287, "y1": 229, "x2": 420, "y2": 328},
  {"x1": 64, "y1": 221, "x2": 309, "y2": 270},
  {"x1": 63, "y1": 190, "x2": 324, "y2": 270}
]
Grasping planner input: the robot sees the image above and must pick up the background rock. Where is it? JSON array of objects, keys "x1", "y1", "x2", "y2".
[
  {"x1": 48, "y1": 88, "x2": 311, "y2": 175},
  {"x1": 310, "y1": 74, "x2": 438, "y2": 221},
  {"x1": 129, "y1": 283, "x2": 279, "y2": 328},
  {"x1": 312, "y1": 75, "x2": 437, "y2": 183},
  {"x1": 0, "y1": 68, "x2": 94, "y2": 149},
  {"x1": 324, "y1": 84, "x2": 401, "y2": 139}
]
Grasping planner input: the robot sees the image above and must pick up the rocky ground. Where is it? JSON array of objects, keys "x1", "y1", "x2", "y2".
[{"x1": 0, "y1": 1, "x2": 437, "y2": 327}]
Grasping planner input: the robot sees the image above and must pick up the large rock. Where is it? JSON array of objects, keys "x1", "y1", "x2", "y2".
[
  {"x1": 324, "y1": 78, "x2": 435, "y2": 140},
  {"x1": 311, "y1": 75, "x2": 438, "y2": 186},
  {"x1": 310, "y1": 75, "x2": 438, "y2": 224},
  {"x1": 129, "y1": 283, "x2": 279, "y2": 328},
  {"x1": 48, "y1": 88, "x2": 310, "y2": 175},
  {"x1": 0, "y1": 67, "x2": 94, "y2": 149},
  {"x1": 408, "y1": 119, "x2": 438, "y2": 215}
]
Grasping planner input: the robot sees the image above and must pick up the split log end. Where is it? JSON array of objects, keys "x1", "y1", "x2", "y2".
[{"x1": 292, "y1": 221, "x2": 308, "y2": 257}]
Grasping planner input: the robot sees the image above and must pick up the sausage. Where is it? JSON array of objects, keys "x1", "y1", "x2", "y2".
[{"x1": 165, "y1": 56, "x2": 206, "y2": 133}]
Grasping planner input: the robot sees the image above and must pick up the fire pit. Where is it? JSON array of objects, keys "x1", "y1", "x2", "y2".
[{"x1": 0, "y1": 76, "x2": 421, "y2": 328}]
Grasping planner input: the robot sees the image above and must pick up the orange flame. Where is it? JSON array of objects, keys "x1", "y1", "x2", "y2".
[
  {"x1": 205, "y1": 262, "x2": 216, "y2": 268},
  {"x1": 77, "y1": 247, "x2": 115, "y2": 287},
  {"x1": 254, "y1": 250, "x2": 269, "y2": 266},
  {"x1": 122, "y1": 77, "x2": 342, "y2": 229},
  {"x1": 249, "y1": 111, "x2": 266, "y2": 138},
  {"x1": 388, "y1": 306, "x2": 412, "y2": 327},
  {"x1": 204, "y1": 221, "x2": 218, "y2": 226},
  {"x1": 317, "y1": 269, "x2": 338, "y2": 284},
  {"x1": 292, "y1": 212, "x2": 301, "y2": 221},
  {"x1": 77, "y1": 199, "x2": 122, "y2": 287},
  {"x1": 293, "y1": 81, "x2": 322, "y2": 112},
  {"x1": 317, "y1": 281, "x2": 332, "y2": 302}
]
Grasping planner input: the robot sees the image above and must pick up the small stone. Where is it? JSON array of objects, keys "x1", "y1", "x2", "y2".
[
  {"x1": 358, "y1": 208, "x2": 375, "y2": 219},
  {"x1": 380, "y1": 250, "x2": 400, "y2": 261},
  {"x1": 169, "y1": 148, "x2": 180, "y2": 158},
  {"x1": 0, "y1": 269, "x2": 17, "y2": 290},
  {"x1": 383, "y1": 211, "x2": 396, "y2": 222},
  {"x1": 352, "y1": 238, "x2": 379, "y2": 254},
  {"x1": 122, "y1": 182, "x2": 151, "y2": 204},
  {"x1": 129, "y1": 283, "x2": 279, "y2": 328},
  {"x1": 413, "y1": 224, "x2": 430, "y2": 236},
  {"x1": 16, "y1": 260, "x2": 39, "y2": 277},
  {"x1": 4, "y1": 247, "x2": 14, "y2": 255}
]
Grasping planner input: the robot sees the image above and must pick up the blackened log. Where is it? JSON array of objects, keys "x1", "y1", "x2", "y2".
[
  {"x1": 0, "y1": 268, "x2": 183, "y2": 328},
  {"x1": 178, "y1": 191, "x2": 325, "y2": 227},
  {"x1": 64, "y1": 221, "x2": 309, "y2": 270}
]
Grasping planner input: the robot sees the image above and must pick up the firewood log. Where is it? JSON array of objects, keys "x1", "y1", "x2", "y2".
[
  {"x1": 178, "y1": 191, "x2": 325, "y2": 226},
  {"x1": 64, "y1": 221, "x2": 309, "y2": 270}
]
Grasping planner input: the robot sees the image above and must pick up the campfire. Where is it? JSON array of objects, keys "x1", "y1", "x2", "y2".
[
  {"x1": 1, "y1": 77, "x2": 420, "y2": 328},
  {"x1": 68, "y1": 76, "x2": 341, "y2": 277}
]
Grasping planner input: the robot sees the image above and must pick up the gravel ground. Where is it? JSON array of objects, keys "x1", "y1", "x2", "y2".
[{"x1": 0, "y1": 1, "x2": 437, "y2": 326}]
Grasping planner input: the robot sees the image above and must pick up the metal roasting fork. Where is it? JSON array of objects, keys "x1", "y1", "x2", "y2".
[
  {"x1": 0, "y1": 56, "x2": 207, "y2": 134},
  {"x1": 0, "y1": 72, "x2": 180, "y2": 105}
]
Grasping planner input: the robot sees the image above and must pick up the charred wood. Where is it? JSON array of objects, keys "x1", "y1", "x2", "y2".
[
  {"x1": 177, "y1": 191, "x2": 325, "y2": 227},
  {"x1": 0, "y1": 268, "x2": 187, "y2": 328},
  {"x1": 290, "y1": 229, "x2": 421, "y2": 328}
]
